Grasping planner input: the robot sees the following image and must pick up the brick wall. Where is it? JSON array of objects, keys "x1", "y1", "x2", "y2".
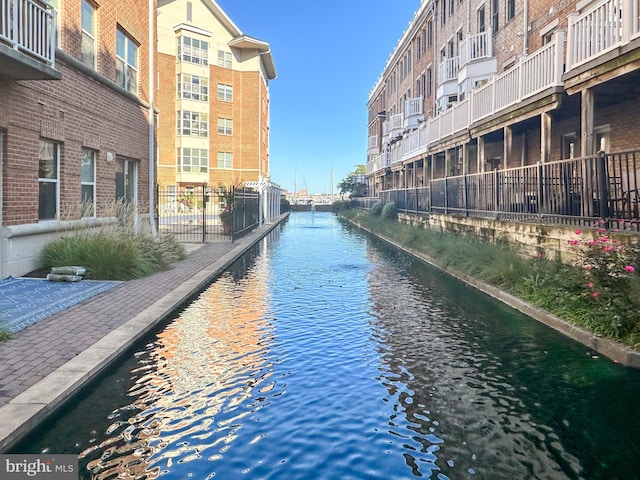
[{"x1": 0, "y1": 0, "x2": 152, "y2": 226}]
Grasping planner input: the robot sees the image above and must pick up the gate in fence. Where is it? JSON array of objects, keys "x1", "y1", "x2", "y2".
[{"x1": 156, "y1": 184, "x2": 260, "y2": 242}]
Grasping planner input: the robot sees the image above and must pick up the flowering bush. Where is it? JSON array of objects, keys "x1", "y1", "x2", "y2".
[{"x1": 569, "y1": 225, "x2": 640, "y2": 336}]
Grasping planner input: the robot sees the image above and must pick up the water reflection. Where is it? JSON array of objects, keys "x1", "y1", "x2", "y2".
[
  {"x1": 78, "y1": 235, "x2": 276, "y2": 480},
  {"x1": 12, "y1": 212, "x2": 640, "y2": 480}
]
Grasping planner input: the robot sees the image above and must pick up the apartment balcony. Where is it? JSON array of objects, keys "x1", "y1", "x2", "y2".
[
  {"x1": 367, "y1": 134, "x2": 379, "y2": 155},
  {"x1": 384, "y1": 113, "x2": 404, "y2": 142},
  {"x1": 566, "y1": 0, "x2": 638, "y2": 72},
  {"x1": 436, "y1": 56, "x2": 460, "y2": 109},
  {"x1": 458, "y1": 31, "x2": 497, "y2": 94},
  {"x1": 366, "y1": 151, "x2": 391, "y2": 175},
  {"x1": 0, "y1": 0, "x2": 60, "y2": 80},
  {"x1": 403, "y1": 96, "x2": 424, "y2": 130}
]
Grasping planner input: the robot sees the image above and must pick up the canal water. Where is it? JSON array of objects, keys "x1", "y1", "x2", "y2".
[{"x1": 12, "y1": 212, "x2": 640, "y2": 479}]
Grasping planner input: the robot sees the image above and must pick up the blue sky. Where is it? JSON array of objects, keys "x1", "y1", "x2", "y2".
[{"x1": 215, "y1": 0, "x2": 422, "y2": 194}]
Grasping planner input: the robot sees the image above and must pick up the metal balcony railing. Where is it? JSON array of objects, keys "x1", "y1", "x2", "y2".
[{"x1": 0, "y1": 0, "x2": 56, "y2": 67}]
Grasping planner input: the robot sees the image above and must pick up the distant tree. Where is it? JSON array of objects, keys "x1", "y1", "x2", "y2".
[{"x1": 338, "y1": 165, "x2": 367, "y2": 197}]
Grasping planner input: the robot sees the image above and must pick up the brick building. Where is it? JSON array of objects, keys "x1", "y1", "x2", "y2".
[
  {"x1": 0, "y1": 0, "x2": 155, "y2": 277},
  {"x1": 156, "y1": 0, "x2": 276, "y2": 194},
  {"x1": 366, "y1": 0, "x2": 640, "y2": 197}
]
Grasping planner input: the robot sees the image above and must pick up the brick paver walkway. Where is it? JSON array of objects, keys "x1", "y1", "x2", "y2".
[{"x1": 0, "y1": 240, "x2": 239, "y2": 407}]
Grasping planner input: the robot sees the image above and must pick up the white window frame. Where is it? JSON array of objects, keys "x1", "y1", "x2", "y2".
[
  {"x1": 179, "y1": 148, "x2": 209, "y2": 173},
  {"x1": 217, "y1": 152, "x2": 232, "y2": 169},
  {"x1": 116, "y1": 28, "x2": 138, "y2": 94},
  {"x1": 116, "y1": 157, "x2": 137, "y2": 203},
  {"x1": 177, "y1": 111, "x2": 208, "y2": 137},
  {"x1": 217, "y1": 118, "x2": 233, "y2": 136},
  {"x1": 217, "y1": 84, "x2": 233, "y2": 102},
  {"x1": 38, "y1": 139, "x2": 60, "y2": 221},
  {"x1": 178, "y1": 73, "x2": 209, "y2": 101},
  {"x1": 81, "y1": 0, "x2": 96, "y2": 69},
  {"x1": 178, "y1": 35, "x2": 209, "y2": 66},
  {"x1": 217, "y1": 50, "x2": 232, "y2": 68},
  {"x1": 81, "y1": 147, "x2": 96, "y2": 217}
]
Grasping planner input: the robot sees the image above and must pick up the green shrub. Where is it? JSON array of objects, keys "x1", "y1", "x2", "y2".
[
  {"x1": 339, "y1": 210, "x2": 640, "y2": 347},
  {"x1": 40, "y1": 232, "x2": 186, "y2": 281},
  {"x1": 370, "y1": 201, "x2": 384, "y2": 216},
  {"x1": 0, "y1": 326, "x2": 11, "y2": 343},
  {"x1": 381, "y1": 202, "x2": 397, "y2": 219}
]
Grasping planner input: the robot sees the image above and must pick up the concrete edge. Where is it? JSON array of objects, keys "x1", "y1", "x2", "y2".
[
  {"x1": 0, "y1": 213, "x2": 289, "y2": 451},
  {"x1": 346, "y1": 217, "x2": 640, "y2": 368}
]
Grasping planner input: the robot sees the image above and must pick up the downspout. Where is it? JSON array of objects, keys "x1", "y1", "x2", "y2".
[
  {"x1": 148, "y1": 0, "x2": 157, "y2": 236},
  {"x1": 523, "y1": 0, "x2": 529, "y2": 55}
]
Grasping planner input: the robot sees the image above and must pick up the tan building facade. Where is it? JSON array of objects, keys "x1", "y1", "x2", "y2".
[
  {"x1": 156, "y1": 0, "x2": 276, "y2": 192},
  {"x1": 0, "y1": 0, "x2": 155, "y2": 278}
]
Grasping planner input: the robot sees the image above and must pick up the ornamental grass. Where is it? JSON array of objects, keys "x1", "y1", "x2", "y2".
[{"x1": 340, "y1": 208, "x2": 640, "y2": 348}]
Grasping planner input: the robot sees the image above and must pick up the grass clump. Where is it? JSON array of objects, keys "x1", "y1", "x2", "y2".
[
  {"x1": 339, "y1": 209, "x2": 640, "y2": 348},
  {"x1": 0, "y1": 326, "x2": 11, "y2": 343},
  {"x1": 381, "y1": 202, "x2": 397, "y2": 219},
  {"x1": 40, "y1": 201, "x2": 186, "y2": 281},
  {"x1": 40, "y1": 231, "x2": 186, "y2": 281},
  {"x1": 369, "y1": 201, "x2": 384, "y2": 216}
]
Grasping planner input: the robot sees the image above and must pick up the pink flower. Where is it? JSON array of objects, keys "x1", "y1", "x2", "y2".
[
  {"x1": 602, "y1": 246, "x2": 615, "y2": 253},
  {"x1": 598, "y1": 228, "x2": 607, "y2": 233},
  {"x1": 592, "y1": 292, "x2": 600, "y2": 297},
  {"x1": 587, "y1": 282, "x2": 594, "y2": 288},
  {"x1": 588, "y1": 240, "x2": 598, "y2": 246},
  {"x1": 568, "y1": 240, "x2": 580, "y2": 246},
  {"x1": 584, "y1": 264, "x2": 593, "y2": 270},
  {"x1": 575, "y1": 229, "x2": 582, "y2": 235},
  {"x1": 536, "y1": 252, "x2": 543, "y2": 258},
  {"x1": 624, "y1": 265, "x2": 635, "y2": 272},
  {"x1": 600, "y1": 237, "x2": 609, "y2": 242}
]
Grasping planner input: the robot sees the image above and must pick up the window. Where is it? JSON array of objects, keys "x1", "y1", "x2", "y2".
[
  {"x1": 478, "y1": 6, "x2": 486, "y2": 33},
  {"x1": 217, "y1": 84, "x2": 233, "y2": 102},
  {"x1": 441, "y1": 0, "x2": 446, "y2": 25},
  {"x1": 81, "y1": 148, "x2": 96, "y2": 216},
  {"x1": 178, "y1": 73, "x2": 209, "y2": 101},
  {"x1": 427, "y1": 20, "x2": 433, "y2": 48},
  {"x1": 218, "y1": 152, "x2": 232, "y2": 169},
  {"x1": 492, "y1": 0, "x2": 499, "y2": 33},
  {"x1": 116, "y1": 157, "x2": 136, "y2": 202},
  {"x1": 179, "y1": 148, "x2": 208, "y2": 173},
  {"x1": 38, "y1": 140, "x2": 60, "y2": 220},
  {"x1": 178, "y1": 36, "x2": 209, "y2": 66},
  {"x1": 449, "y1": 0, "x2": 455, "y2": 15},
  {"x1": 218, "y1": 118, "x2": 233, "y2": 135},
  {"x1": 177, "y1": 111, "x2": 208, "y2": 136},
  {"x1": 186, "y1": 1, "x2": 192, "y2": 21},
  {"x1": 116, "y1": 29, "x2": 138, "y2": 94},
  {"x1": 507, "y1": 0, "x2": 515, "y2": 21},
  {"x1": 81, "y1": 0, "x2": 96, "y2": 68},
  {"x1": 427, "y1": 67, "x2": 432, "y2": 96},
  {"x1": 218, "y1": 50, "x2": 232, "y2": 68},
  {"x1": 417, "y1": 37, "x2": 421, "y2": 60}
]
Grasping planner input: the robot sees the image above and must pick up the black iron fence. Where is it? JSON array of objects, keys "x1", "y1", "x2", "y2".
[
  {"x1": 358, "y1": 151, "x2": 640, "y2": 232},
  {"x1": 156, "y1": 184, "x2": 260, "y2": 242}
]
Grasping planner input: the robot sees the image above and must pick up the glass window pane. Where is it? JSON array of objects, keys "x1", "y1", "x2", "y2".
[
  {"x1": 82, "y1": 0, "x2": 94, "y2": 34},
  {"x1": 81, "y1": 149, "x2": 95, "y2": 182},
  {"x1": 116, "y1": 30, "x2": 125, "y2": 58},
  {"x1": 39, "y1": 182, "x2": 57, "y2": 219}
]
